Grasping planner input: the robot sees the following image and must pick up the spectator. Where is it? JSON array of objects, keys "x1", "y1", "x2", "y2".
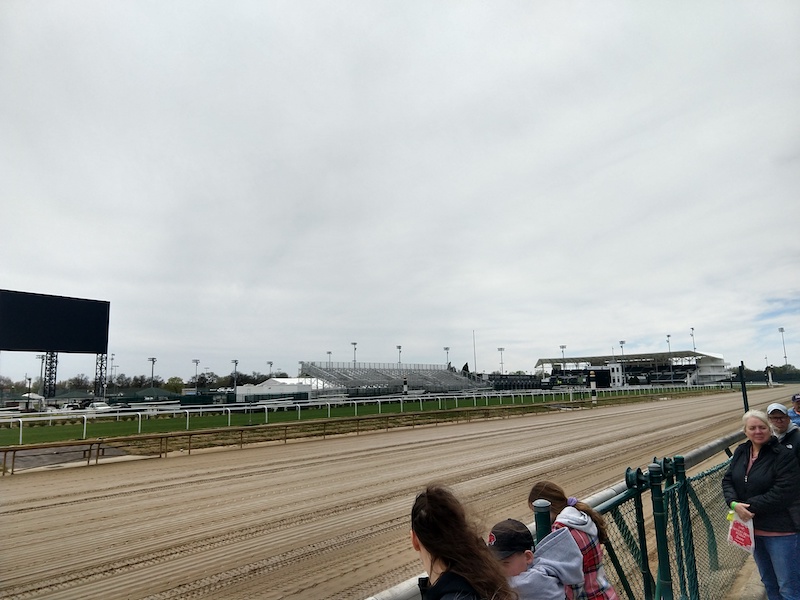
[
  {"x1": 722, "y1": 409, "x2": 800, "y2": 600},
  {"x1": 487, "y1": 518, "x2": 583, "y2": 600},
  {"x1": 527, "y1": 481, "x2": 618, "y2": 600},
  {"x1": 410, "y1": 484, "x2": 517, "y2": 600},
  {"x1": 767, "y1": 403, "x2": 800, "y2": 464},
  {"x1": 788, "y1": 394, "x2": 800, "y2": 428}
]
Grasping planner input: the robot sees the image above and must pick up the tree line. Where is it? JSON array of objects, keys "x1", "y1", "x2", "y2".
[{"x1": 0, "y1": 369, "x2": 290, "y2": 396}]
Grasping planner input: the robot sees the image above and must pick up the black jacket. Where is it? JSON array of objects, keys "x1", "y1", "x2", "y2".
[
  {"x1": 778, "y1": 427, "x2": 800, "y2": 465},
  {"x1": 418, "y1": 572, "x2": 482, "y2": 600},
  {"x1": 777, "y1": 427, "x2": 800, "y2": 529},
  {"x1": 722, "y1": 437, "x2": 800, "y2": 533}
]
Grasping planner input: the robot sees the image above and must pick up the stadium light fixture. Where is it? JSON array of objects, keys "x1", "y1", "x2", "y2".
[
  {"x1": 326, "y1": 351, "x2": 332, "y2": 367},
  {"x1": 397, "y1": 345, "x2": 402, "y2": 365},
  {"x1": 690, "y1": 327, "x2": 696, "y2": 352},
  {"x1": 559, "y1": 345, "x2": 566, "y2": 371},
  {"x1": 351, "y1": 342, "x2": 357, "y2": 365},
  {"x1": 619, "y1": 341, "x2": 626, "y2": 386},
  {"x1": 192, "y1": 359, "x2": 200, "y2": 395},
  {"x1": 779, "y1": 327, "x2": 787, "y2": 365},
  {"x1": 36, "y1": 354, "x2": 46, "y2": 396},
  {"x1": 497, "y1": 347, "x2": 505, "y2": 375},
  {"x1": 443, "y1": 346, "x2": 450, "y2": 366},
  {"x1": 231, "y1": 359, "x2": 239, "y2": 395},
  {"x1": 148, "y1": 357, "x2": 157, "y2": 389},
  {"x1": 666, "y1": 335, "x2": 673, "y2": 381}
]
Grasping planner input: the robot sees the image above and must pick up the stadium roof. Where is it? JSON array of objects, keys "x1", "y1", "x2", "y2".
[{"x1": 535, "y1": 350, "x2": 724, "y2": 368}]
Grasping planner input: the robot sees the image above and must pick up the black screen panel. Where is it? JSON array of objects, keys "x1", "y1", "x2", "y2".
[{"x1": 0, "y1": 289, "x2": 110, "y2": 353}]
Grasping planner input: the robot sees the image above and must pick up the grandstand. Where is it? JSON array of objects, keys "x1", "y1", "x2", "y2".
[
  {"x1": 298, "y1": 361, "x2": 486, "y2": 396},
  {"x1": 534, "y1": 350, "x2": 730, "y2": 387}
]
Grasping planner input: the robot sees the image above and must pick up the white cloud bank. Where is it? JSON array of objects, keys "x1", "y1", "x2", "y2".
[{"x1": 1, "y1": 2, "x2": 798, "y2": 383}]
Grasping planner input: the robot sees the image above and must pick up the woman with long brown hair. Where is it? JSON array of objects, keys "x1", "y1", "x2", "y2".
[
  {"x1": 527, "y1": 480, "x2": 618, "y2": 600},
  {"x1": 411, "y1": 484, "x2": 517, "y2": 600}
]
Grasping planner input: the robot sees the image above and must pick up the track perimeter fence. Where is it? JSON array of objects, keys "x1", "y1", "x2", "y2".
[{"x1": 366, "y1": 430, "x2": 748, "y2": 600}]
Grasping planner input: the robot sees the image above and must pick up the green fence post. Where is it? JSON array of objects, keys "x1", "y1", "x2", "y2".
[
  {"x1": 674, "y1": 455, "x2": 700, "y2": 600},
  {"x1": 648, "y1": 461, "x2": 674, "y2": 600},
  {"x1": 625, "y1": 467, "x2": 656, "y2": 600},
  {"x1": 662, "y1": 457, "x2": 689, "y2": 599},
  {"x1": 532, "y1": 499, "x2": 552, "y2": 544}
]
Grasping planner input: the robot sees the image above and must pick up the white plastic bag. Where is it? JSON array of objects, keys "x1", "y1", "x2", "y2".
[{"x1": 727, "y1": 512, "x2": 755, "y2": 554}]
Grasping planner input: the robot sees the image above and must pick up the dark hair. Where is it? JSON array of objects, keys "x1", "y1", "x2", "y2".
[
  {"x1": 527, "y1": 480, "x2": 610, "y2": 544},
  {"x1": 411, "y1": 484, "x2": 517, "y2": 600}
]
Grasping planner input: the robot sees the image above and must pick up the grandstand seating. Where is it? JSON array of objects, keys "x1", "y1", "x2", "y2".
[{"x1": 299, "y1": 362, "x2": 485, "y2": 395}]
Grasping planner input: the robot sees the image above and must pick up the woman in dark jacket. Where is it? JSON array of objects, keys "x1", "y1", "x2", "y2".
[
  {"x1": 722, "y1": 410, "x2": 800, "y2": 600},
  {"x1": 411, "y1": 484, "x2": 517, "y2": 600}
]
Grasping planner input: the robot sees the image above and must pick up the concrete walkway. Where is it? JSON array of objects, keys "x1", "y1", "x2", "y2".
[{"x1": 723, "y1": 556, "x2": 766, "y2": 600}]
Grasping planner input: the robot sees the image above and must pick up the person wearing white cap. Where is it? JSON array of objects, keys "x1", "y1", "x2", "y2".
[
  {"x1": 788, "y1": 394, "x2": 800, "y2": 428},
  {"x1": 767, "y1": 403, "x2": 800, "y2": 465},
  {"x1": 767, "y1": 402, "x2": 800, "y2": 565}
]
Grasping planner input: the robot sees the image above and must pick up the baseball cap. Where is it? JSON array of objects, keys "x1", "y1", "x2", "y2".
[
  {"x1": 767, "y1": 403, "x2": 789, "y2": 415},
  {"x1": 487, "y1": 519, "x2": 534, "y2": 559},
  {"x1": 792, "y1": 393, "x2": 800, "y2": 403}
]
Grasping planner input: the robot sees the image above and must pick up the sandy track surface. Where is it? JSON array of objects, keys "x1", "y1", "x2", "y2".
[{"x1": 2, "y1": 386, "x2": 796, "y2": 600}]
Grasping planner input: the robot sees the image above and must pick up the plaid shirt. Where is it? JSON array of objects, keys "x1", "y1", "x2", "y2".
[{"x1": 553, "y1": 523, "x2": 618, "y2": 600}]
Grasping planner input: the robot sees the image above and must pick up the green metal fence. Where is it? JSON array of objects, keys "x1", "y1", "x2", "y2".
[
  {"x1": 366, "y1": 431, "x2": 747, "y2": 600},
  {"x1": 584, "y1": 446, "x2": 745, "y2": 600}
]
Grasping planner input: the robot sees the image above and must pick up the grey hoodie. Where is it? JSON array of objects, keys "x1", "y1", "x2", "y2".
[
  {"x1": 556, "y1": 505, "x2": 597, "y2": 533},
  {"x1": 508, "y1": 526, "x2": 584, "y2": 600}
]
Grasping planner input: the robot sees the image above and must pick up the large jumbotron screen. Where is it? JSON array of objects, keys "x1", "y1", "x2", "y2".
[{"x1": 0, "y1": 289, "x2": 110, "y2": 353}]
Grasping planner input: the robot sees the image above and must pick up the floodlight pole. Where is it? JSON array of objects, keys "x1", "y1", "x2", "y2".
[
  {"x1": 397, "y1": 345, "x2": 402, "y2": 365},
  {"x1": 192, "y1": 359, "x2": 200, "y2": 395},
  {"x1": 560, "y1": 345, "x2": 566, "y2": 372},
  {"x1": 231, "y1": 359, "x2": 238, "y2": 401},
  {"x1": 36, "y1": 354, "x2": 46, "y2": 396},
  {"x1": 690, "y1": 327, "x2": 696, "y2": 352},
  {"x1": 619, "y1": 341, "x2": 626, "y2": 386},
  {"x1": 326, "y1": 351, "x2": 331, "y2": 367},
  {"x1": 666, "y1": 335, "x2": 673, "y2": 382},
  {"x1": 148, "y1": 357, "x2": 157, "y2": 389},
  {"x1": 268, "y1": 361, "x2": 273, "y2": 377},
  {"x1": 351, "y1": 341, "x2": 357, "y2": 365},
  {"x1": 497, "y1": 347, "x2": 505, "y2": 375},
  {"x1": 443, "y1": 346, "x2": 450, "y2": 366},
  {"x1": 779, "y1": 327, "x2": 787, "y2": 365},
  {"x1": 107, "y1": 353, "x2": 115, "y2": 394}
]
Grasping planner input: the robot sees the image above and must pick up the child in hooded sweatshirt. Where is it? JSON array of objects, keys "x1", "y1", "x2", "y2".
[
  {"x1": 487, "y1": 518, "x2": 584, "y2": 600},
  {"x1": 528, "y1": 481, "x2": 619, "y2": 600}
]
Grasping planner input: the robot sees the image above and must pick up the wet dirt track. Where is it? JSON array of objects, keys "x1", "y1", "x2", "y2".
[{"x1": 2, "y1": 387, "x2": 796, "y2": 600}]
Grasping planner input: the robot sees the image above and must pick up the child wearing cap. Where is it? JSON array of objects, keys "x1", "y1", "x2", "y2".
[
  {"x1": 487, "y1": 518, "x2": 584, "y2": 600},
  {"x1": 788, "y1": 393, "x2": 800, "y2": 428}
]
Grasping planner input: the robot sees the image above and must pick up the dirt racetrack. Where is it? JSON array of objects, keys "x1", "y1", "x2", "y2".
[{"x1": 2, "y1": 386, "x2": 797, "y2": 600}]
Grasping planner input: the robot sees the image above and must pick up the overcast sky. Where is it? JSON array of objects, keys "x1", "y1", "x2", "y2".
[{"x1": 1, "y1": 2, "x2": 799, "y2": 385}]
